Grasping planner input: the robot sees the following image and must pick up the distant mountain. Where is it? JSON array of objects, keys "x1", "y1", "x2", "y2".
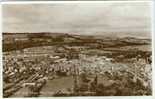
[
  {"x1": 3, "y1": 32, "x2": 151, "y2": 52},
  {"x1": 3, "y1": 32, "x2": 151, "y2": 45}
]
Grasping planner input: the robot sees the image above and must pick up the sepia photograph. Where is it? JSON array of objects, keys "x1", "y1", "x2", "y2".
[{"x1": 2, "y1": 2, "x2": 152, "y2": 97}]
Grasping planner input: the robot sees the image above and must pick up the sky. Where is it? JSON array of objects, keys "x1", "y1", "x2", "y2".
[{"x1": 2, "y1": 3, "x2": 152, "y2": 38}]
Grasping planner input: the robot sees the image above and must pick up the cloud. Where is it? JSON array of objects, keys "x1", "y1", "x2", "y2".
[{"x1": 2, "y1": 3, "x2": 151, "y2": 38}]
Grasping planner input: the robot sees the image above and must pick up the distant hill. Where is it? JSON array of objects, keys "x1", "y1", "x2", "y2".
[{"x1": 3, "y1": 32, "x2": 151, "y2": 52}]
